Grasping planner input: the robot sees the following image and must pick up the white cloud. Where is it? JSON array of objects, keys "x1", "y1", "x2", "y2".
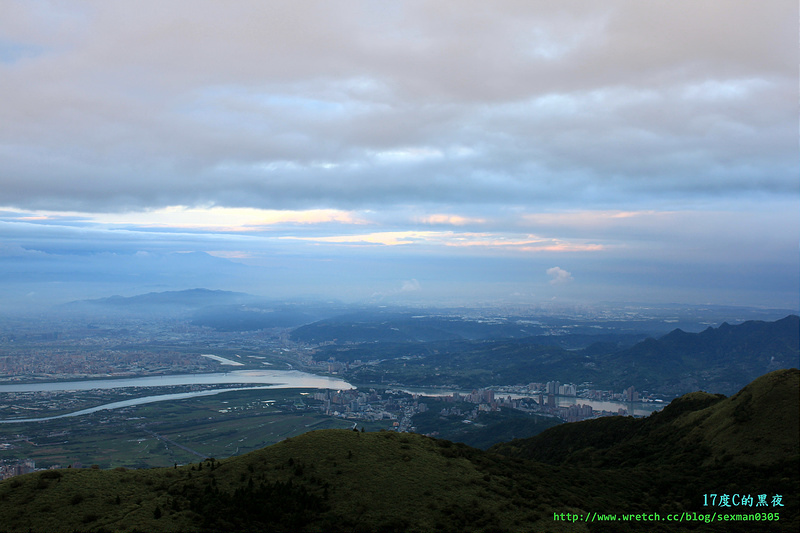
[{"x1": 547, "y1": 267, "x2": 574, "y2": 285}]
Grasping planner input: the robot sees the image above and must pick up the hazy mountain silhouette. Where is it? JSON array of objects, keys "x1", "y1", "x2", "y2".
[{"x1": 70, "y1": 288, "x2": 254, "y2": 308}]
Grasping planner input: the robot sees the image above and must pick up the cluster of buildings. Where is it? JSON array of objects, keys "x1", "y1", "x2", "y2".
[
  {"x1": 494, "y1": 381, "x2": 655, "y2": 403},
  {"x1": 0, "y1": 344, "x2": 217, "y2": 380},
  {"x1": 308, "y1": 383, "x2": 639, "y2": 432},
  {"x1": 0, "y1": 315, "x2": 291, "y2": 381},
  {"x1": 545, "y1": 381, "x2": 577, "y2": 396},
  {"x1": 312, "y1": 389, "x2": 411, "y2": 424}
]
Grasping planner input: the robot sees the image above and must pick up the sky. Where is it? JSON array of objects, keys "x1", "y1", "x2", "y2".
[{"x1": 0, "y1": 1, "x2": 798, "y2": 310}]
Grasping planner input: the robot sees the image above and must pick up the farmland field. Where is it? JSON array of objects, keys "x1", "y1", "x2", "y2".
[{"x1": 0, "y1": 388, "x2": 387, "y2": 469}]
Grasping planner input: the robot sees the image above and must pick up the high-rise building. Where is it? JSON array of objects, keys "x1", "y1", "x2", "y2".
[
  {"x1": 546, "y1": 381, "x2": 561, "y2": 394},
  {"x1": 558, "y1": 383, "x2": 577, "y2": 396}
]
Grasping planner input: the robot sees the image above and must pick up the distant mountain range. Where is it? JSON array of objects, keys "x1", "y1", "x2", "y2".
[
  {"x1": 598, "y1": 314, "x2": 799, "y2": 394},
  {"x1": 333, "y1": 315, "x2": 799, "y2": 395},
  {"x1": 64, "y1": 289, "x2": 321, "y2": 328},
  {"x1": 1, "y1": 369, "x2": 796, "y2": 532},
  {"x1": 66, "y1": 288, "x2": 255, "y2": 309},
  {"x1": 63, "y1": 289, "x2": 344, "y2": 328}
]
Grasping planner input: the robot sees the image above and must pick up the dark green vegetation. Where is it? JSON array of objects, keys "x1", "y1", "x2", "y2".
[
  {"x1": 412, "y1": 401, "x2": 562, "y2": 450},
  {"x1": 327, "y1": 315, "x2": 799, "y2": 395},
  {"x1": 1, "y1": 369, "x2": 796, "y2": 532}
]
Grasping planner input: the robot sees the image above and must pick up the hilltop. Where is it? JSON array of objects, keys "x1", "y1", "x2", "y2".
[{"x1": 0, "y1": 369, "x2": 796, "y2": 532}]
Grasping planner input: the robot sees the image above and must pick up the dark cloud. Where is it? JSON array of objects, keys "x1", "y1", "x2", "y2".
[{"x1": 0, "y1": 1, "x2": 795, "y2": 212}]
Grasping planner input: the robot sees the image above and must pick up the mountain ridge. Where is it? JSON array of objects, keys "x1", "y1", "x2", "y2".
[{"x1": 599, "y1": 315, "x2": 799, "y2": 394}]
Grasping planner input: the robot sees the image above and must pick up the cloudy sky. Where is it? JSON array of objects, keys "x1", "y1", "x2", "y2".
[{"x1": 1, "y1": 1, "x2": 797, "y2": 309}]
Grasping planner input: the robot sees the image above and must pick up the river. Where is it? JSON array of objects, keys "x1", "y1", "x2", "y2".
[
  {"x1": 399, "y1": 386, "x2": 666, "y2": 417},
  {"x1": 0, "y1": 370, "x2": 352, "y2": 393},
  {"x1": 0, "y1": 370, "x2": 353, "y2": 423}
]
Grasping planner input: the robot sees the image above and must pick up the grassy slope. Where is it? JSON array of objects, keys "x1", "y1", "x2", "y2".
[
  {"x1": 678, "y1": 367, "x2": 799, "y2": 466},
  {"x1": 0, "y1": 431, "x2": 608, "y2": 533}
]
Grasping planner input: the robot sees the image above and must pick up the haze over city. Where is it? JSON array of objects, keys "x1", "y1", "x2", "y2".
[{"x1": 1, "y1": 1, "x2": 797, "y2": 310}]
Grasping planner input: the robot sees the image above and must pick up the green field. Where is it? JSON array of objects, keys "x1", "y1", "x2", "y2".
[{"x1": 0, "y1": 388, "x2": 389, "y2": 469}]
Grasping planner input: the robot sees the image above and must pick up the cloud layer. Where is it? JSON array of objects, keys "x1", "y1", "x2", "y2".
[
  {"x1": 0, "y1": 1, "x2": 797, "y2": 309},
  {"x1": 1, "y1": 1, "x2": 796, "y2": 212}
]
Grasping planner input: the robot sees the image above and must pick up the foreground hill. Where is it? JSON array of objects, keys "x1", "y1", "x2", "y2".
[{"x1": 0, "y1": 370, "x2": 797, "y2": 532}]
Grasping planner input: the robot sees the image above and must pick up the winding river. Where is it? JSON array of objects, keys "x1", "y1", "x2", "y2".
[{"x1": 0, "y1": 370, "x2": 353, "y2": 423}]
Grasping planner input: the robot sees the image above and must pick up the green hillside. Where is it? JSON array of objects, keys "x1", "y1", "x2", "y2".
[
  {"x1": 0, "y1": 431, "x2": 604, "y2": 532},
  {"x1": 1, "y1": 370, "x2": 797, "y2": 532}
]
